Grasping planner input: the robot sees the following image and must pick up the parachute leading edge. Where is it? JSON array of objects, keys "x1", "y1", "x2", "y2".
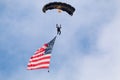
[{"x1": 42, "y1": 2, "x2": 75, "y2": 16}]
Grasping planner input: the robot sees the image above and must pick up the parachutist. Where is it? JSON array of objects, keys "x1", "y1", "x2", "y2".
[{"x1": 56, "y1": 24, "x2": 61, "y2": 35}]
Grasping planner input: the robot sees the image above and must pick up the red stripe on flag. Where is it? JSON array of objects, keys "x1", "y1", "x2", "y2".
[
  {"x1": 28, "y1": 62, "x2": 50, "y2": 67},
  {"x1": 27, "y1": 66, "x2": 49, "y2": 70},
  {"x1": 30, "y1": 56, "x2": 51, "y2": 62},
  {"x1": 30, "y1": 53, "x2": 44, "y2": 59}
]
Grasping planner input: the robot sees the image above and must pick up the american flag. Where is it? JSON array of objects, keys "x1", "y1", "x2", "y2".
[{"x1": 27, "y1": 36, "x2": 56, "y2": 70}]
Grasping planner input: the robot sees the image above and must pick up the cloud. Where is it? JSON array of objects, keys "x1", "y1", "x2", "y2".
[{"x1": 77, "y1": 1, "x2": 120, "y2": 80}]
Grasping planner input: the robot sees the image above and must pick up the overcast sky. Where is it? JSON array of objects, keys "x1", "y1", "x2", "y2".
[{"x1": 0, "y1": 0, "x2": 120, "y2": 80}]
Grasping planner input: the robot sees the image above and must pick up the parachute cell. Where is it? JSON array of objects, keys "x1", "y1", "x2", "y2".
[{"x1": 42, "y1": 2, "x2": 75, "y2": 16}]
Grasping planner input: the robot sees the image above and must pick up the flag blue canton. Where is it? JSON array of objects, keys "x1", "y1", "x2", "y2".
[{"x1": 45, "y1": 36, "x2": 56, "y2": 54}]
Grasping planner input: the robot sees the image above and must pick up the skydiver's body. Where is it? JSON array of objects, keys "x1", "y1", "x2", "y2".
[{"x1": 56, "y1": 24, "x2": 61, "y2": 35}]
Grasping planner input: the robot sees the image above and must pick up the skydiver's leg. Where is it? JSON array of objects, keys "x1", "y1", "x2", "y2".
[
  {"x1": 60, "y1": 31, "x2": 61, "y2": 34},
  {"x1": 57, "y1": 30, "x2": 59, "y2": 35},
  {"x1": 59, "y1": 24, "x2": 61, "y2": 35}
]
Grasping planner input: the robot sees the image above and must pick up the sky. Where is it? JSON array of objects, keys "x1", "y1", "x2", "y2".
[{"x1": 0, "y1": 0, "x2": 120, "y2": 80}]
